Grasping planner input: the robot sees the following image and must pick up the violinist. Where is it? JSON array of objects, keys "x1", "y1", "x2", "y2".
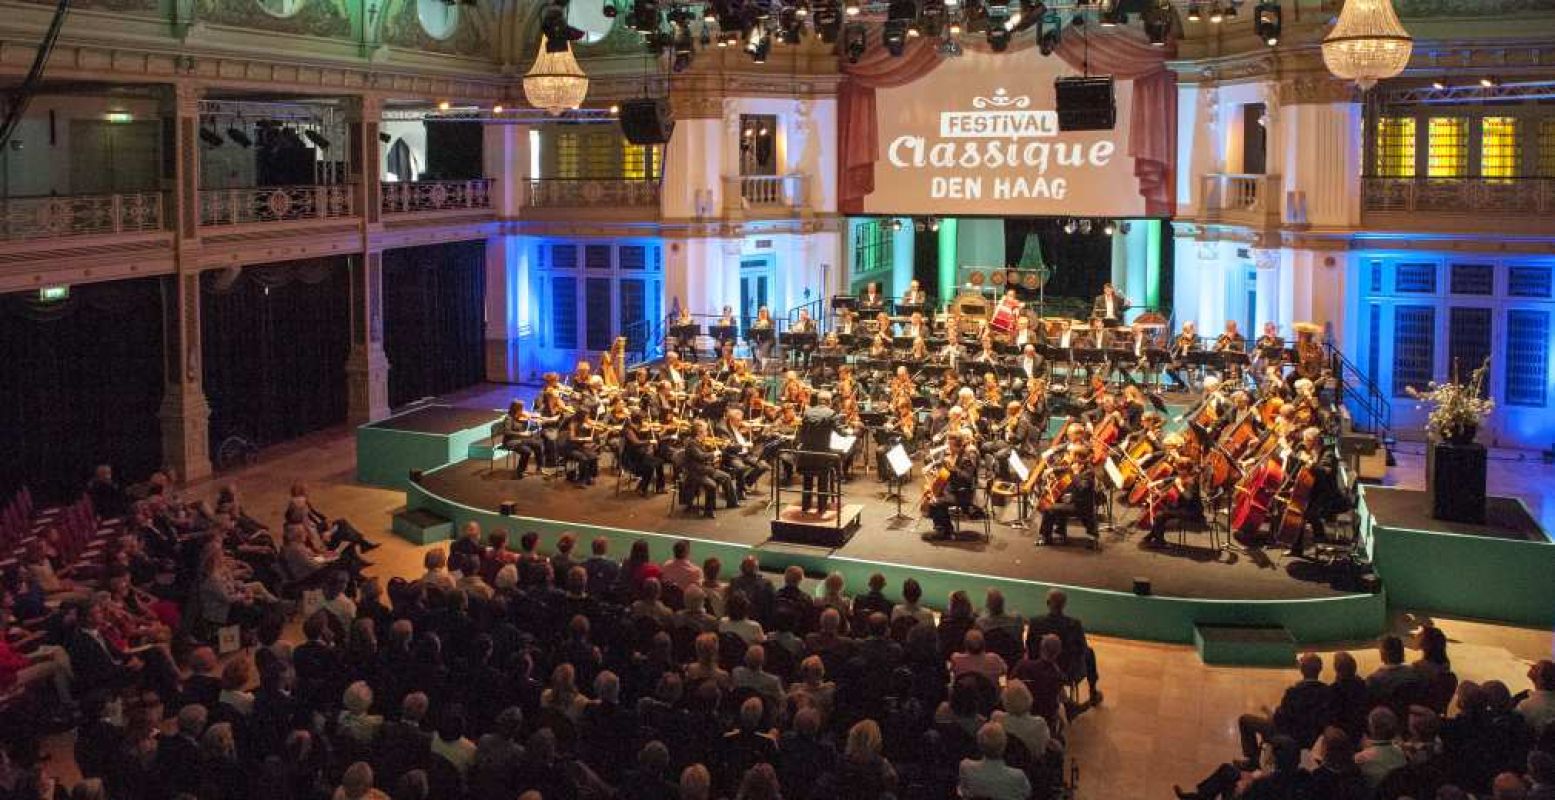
[
  {"x1": 622, "y1": 410, "x2": 665, "y2": 496},
  {"x1": 888, "y1": 366, "x2": 915, "y2": 405},
  {"x1": 1282, "y1": 427, "x2": 1340, "y2": 559},
  {"x1": 647, "y1": 380, "x2": 679, "y2": 423},
  {"x1": 1038, "y1": 443, "x2": 1099, "y2": 547},
  {"x1": 990, "y1": 400, "x2": 1040, "y2": 482},
  {"x1": 715, "y1": 407, "x2": 767, "y2": 491},
  {"x1": 558, "y1": 407, "x2": 601, "y2": 486},
  {"x1": 730, "y1": 357, "x2": 757, "y2": 388},
  {"x1": 979, "y1": 372, "x2": 1004, "y2": 410},
  {"x1": 570, "y1": 361, "x2": 594, "y2": 394},
  {"x1": 713, "y1": 342, "x2": 740, "y2": 382},
  {"x1": 1118, "y1": 385, "x2": 1148, "y2": 430},
  {"x1": 500, "y1": 399, "x2": 540, "y2": 479},
  {"x1": 780, "y1": 370, "x2": 810, "y2": 410},
  {"x1": 685, "y1": 419, "x2": 740, "y2": 516},
  {"x1": 1166, "y1": 321, "x2": 1199, "y2": 390},
  {"x1": 877, "y1": 398, "x2": 919, "y2": 479},
  {"x1": 689, "y1": 379, "x2": 719, "y2": 420},
  {"x1": 1021, "y1": 378, "x2": 1050, "y2": 428},
  {"x1": 1140, "y1": 453, "x2": 1201, "y2": 548},
  {"x1": 925, "y1": 430, "x2": 980, "y2": 540},
  {"x1": 664, "y1": 351, "x2": 690, "y2": 393},
  {"x1": 625, "y1": 367, "x2": 653, "y2": 400},
  {"x1": 750, "y1": 306, "x2": 776, "y2": 369},
  {"x1": 1290, "y1": 378, "x2": 1326, "y2": 432},
  {"x1": 954, "y1": 386, "x2": 985, "y2": 437},
  {"x1": 835, "y1": 364, "x2": 860, "y2": 405},
  {"x1": 938, "y1": 372, "x2": 964, "y2": 407},
  {"x1": 537, "y1": 381, "x2": 571, "y2": 465}
]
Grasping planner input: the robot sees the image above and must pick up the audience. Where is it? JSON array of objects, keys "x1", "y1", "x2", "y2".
[{"x1": 7, "y1": 470, "x2": 1550, "y2": 800}]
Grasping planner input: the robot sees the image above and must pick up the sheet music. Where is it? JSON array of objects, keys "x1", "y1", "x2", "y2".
[
  {"x1": 830, "y1": 431, "x2": 857, "y2": 453},
  {"x1": 1008, "y1": 451, "x2": 1030, "y2": 482},
  {"x1": 885, "y1": 444, "x2": 914, "y2": 478},
  {"x1": 1103, "y1": 458, "x2": 1125, "y2": 489}
]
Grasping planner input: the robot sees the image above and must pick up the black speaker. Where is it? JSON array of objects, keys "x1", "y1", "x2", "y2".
[
  {"x1": 619, "y1": 97, "x2": 676, "y2": 145},
  {"x1": 1430, "y1": 442, "x2": 1487, "y2": 524},
  {"x1": 1054, "y1": 76, "x2": 1117, "y2": 132},
  {"x1": 500, "y1": 501, "x2": 517, "y2": 516},
  {"x1": 1132, "y1": 577, "x2": 1152, "y2": 596}
]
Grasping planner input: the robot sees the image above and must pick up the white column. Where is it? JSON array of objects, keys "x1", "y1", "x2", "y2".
[
  {"x1": 1279, "y1": 101, "x2": 1362, "y2": 229},
  {"x1": 661, "y1": 118, "x2": 723, "y2": 220},
  {"x1": 484, "y1": 122, "x2": 526, "y2": 218}
]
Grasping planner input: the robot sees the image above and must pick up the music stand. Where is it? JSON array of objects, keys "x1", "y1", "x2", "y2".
[
  {"x1": 896, "y1": 301, "x2": 926, "y2": 318},
  {"x1": 1006, "y1": 451, "x2": 1031, "y2": 529},
  {"x1": 671, "y1": 323, "x2": 701, "y2": 360},
  {"x1": 831, "y1": 295, "x2": 859, "y2": 313},
  {"x1": 884, "y1": 444, "x2": 915, "y2": 523},
  {"x1": 710, "y1": 324, "x2": 738, "y2": 347}
]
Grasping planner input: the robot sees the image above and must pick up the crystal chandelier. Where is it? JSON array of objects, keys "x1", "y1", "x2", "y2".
[
  {"x1": 523, "y1": 43, "x2": 589, "y2": 116},
  {"x1": 1322, "y1": 0, "x2": 1413, "y2": 91}
]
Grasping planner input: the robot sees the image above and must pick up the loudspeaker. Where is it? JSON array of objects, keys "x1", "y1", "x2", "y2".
[
  {"x1": 1054, "y1": 76, "x2": 1117, "y2": 132},
  {"x1": 1430, "y1": 442, "x2": 1487, "y2": 524},
  {"x1": 619, "y1": 97, "x2": 676, "y2": 145},
  {"x1": 1132, "y1": 577, "x2": 1152, "y2": 596},
  {"x1": 500, "y1": 501, "x2": 517, "y2": 516}
]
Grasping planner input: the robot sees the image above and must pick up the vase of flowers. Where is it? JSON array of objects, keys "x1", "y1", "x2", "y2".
[{"x1": 1406, "y1": 357, "x2": 1494, "y2": 445}]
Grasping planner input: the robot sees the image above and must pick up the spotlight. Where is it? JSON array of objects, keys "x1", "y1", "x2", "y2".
[
  {"x1": 843, "y1": 22, "x2": 867, "y2": 63},
  {"x1": 1119, "y1": 221, "x2": 1132, "y2": 234},
  {"x1": 303, "y1": 129, "x2": 331, "y2": 150},
  {"x1": 844, "y1": 0, "x2": 860, "y2": 15},
  {"x1": 493, "y1": 104, "x2": 504, "y2": 114},
  {"x1": 1099, "y1": 0, "x2": 1126, "y2": 26},
  {"x1": 609, "y1": 104, "x2": 620, "y2": 114},
  {"x1": 948, "y1": 20, "x2": 961, "y2": 34},
  {"x1": 1187, "y1": 1, "x2": 1201, "y2": 21},
  {"x1": 631, "y1": 0, "x2": 659, "y2": 33},
  {"x1": 1209, "y1": 1, "x2": 1224, "y2": 22},
  {"x1": 1143, "y1": 2, "x2": 1172, "y2": 46},
  {"x1": 890, "y1": 218, "x2": 904, "y2": 232},
  {"x1": 1480, "y1": 76, "x2": 1497, "y2": 88},
  {"x1": 1431, "y1": 78, "x2": 1446, "y2": 90},
  {"x1": 1063, "y1": 218, "x2": 1077, "y2": 234},
  {"x1": 928, "y1": 217, "x2": 940, "y2": 232},
  {"x1": 1037, "y1": 11, "x2": 1061, "y2": 55},
  {"x1": 378, "y1": 131, "x2": 392, "y2": 144},
  {"x1": 883, "y1": 0, "x2": 915, "y2": 57},
  {"x1": 226, "y1": 126, "x2": 252, "y2": 148},
  {"x1": 199, "y1": 126, "x2": 224, "y2": 147},
  {"x1": 1254, "y1": 1, "x2": 1281, "y2": 46},
  {"x1": 1102, "y1": 220, "x2": 1116, "y2": 235},
  {"x1": 438, "y1": 100, "x2": 451, "y2": 111}
]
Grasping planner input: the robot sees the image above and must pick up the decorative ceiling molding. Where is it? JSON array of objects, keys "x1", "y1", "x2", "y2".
[
  {"x1": 1398, "y1": 0, "x2": 1555, "y2": 17},
  {"x1": 195, "y1": 0, "x2": 351, "y2": 41}
]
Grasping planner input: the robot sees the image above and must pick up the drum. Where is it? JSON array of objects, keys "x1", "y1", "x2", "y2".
[{"x1": 990, "y1": 303, "x2": 1018, "y2": 335}]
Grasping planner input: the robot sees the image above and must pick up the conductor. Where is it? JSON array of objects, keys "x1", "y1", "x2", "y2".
[
  {"x1": 1092, "y1": 283, "x2": 1132, "y2": 328},
  {"x1": 796, "y1": 390, "x2": 841, "y2": 514}
]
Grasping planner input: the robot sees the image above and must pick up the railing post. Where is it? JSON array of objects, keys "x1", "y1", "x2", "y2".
[{"x1": 111, "y1": 194, "x2": 124, "y2": 234}]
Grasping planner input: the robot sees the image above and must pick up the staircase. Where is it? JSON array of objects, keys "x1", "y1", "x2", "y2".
[{"x1": 1327, "y1": 343, "x2": 1396, "y2": 475}]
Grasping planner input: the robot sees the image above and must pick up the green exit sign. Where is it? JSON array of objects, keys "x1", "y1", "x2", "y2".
[{"x1": 38, "y1": 285, "x2": 69, "y2": 303}]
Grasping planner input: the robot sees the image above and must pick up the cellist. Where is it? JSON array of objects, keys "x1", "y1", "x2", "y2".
[
  {"x1": 924, "y1": 430, "x2": 980, "y2": 541},
  {"x1": 1037, "y1": 442, "x2": 1099, "y2": 547},
  {"x1": 1281, "y1": 427, "x2": 1340, "y2": 560},
  {"x1": 1139, "y1": 453, "x2": 1202, "y2": 548}
]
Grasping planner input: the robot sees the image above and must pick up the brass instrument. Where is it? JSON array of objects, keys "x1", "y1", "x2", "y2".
[{"x1": 1213, "y1": 332, "x2": 1233, "y2": 351}]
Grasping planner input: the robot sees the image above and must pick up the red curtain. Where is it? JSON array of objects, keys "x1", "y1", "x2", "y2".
[{"x1": 838, "y1": 29, "x2": 1177, "y2": 216}]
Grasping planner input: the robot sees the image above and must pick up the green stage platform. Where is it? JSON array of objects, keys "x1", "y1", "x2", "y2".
[
  {"x1": 403, "y1": 462, "x2": 1389, "y2": 648},
  {"x1": 355, "y1": 405, "x2": 503, "y2": 490},
  {"x1": 1360, "y1": 485, "x2": 1555, "y2": 628}
]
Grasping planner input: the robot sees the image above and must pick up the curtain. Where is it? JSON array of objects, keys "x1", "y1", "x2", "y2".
[
  {"x1": 382, "y1": 241, "x2": 488, "y2": 408},
  {"x1": 201, "y1": 258, "x2": 351, "y2": 453},
  {"x1": 839, "y1": 27, "x2": 1177, "y2": 215},
  {"x1": 0, "y1": 278, "x2": 165, "y2": 502}
]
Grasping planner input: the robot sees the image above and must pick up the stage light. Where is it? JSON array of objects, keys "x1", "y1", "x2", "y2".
[
  {"x1": 1431, "y1": 78, "x2": 1446, "y2": 90},
  {"x1": 1187, "y1": 1, "x2": 1201, "y2": 21},
  {"x1": 1254, "y1": 1, "x2": 1281, "y2": 46},
  {"x1": 843, "y1": 22, "x2": 867, "y2": 63},
  {"x1": 1143, "y1": 2, "x2": 1172, "y2": 46},
  {"x1": 492, "y1": 104, "x2": 504, "y2": 114},
  {"x1": 1480, "y1": 76, "x2": 1497, "y2": 88},
  {"x1": 928, "y1": 217, "x2": 940, "y2": 232},
  {"x1": 603, "y1": 0, "x2": 617, "y2": 17},
  {"x1": 883, "y1": 0, "x2": 916, "y2": 56},
  {"x1": 948, "y1": 20, "x2": 962, "y2": 34},
  {"x1": 844, "y1": 0, "x2": 860, "y2": 16},
  {"x1": 1102, "y1": 220, "x2": 1116, "y2": 235},
  {"x1": 1037, "y1": 11, "x2": 1061, "y2": 55},
  {"x1": 1078, "y1": 219, "x2": 1093, "y2": 234},
  {"x1": 609, "y1": 104, "x2": 620, "y2": 114},
  {"x1": 1063, "y1": 218, "x2": 1077, "y2": 234},
  {"x1": 1209, "y1": 1, "x2": 1224, "y2": 23},
  {"x1": 199, "y1": 126, "x2": 224, "y2": 147},
  {"x1": 226, "y1": 126, "x2": 252, "y2": 148},
  {"x1": 1099, "y1": 0, "x2": 1125, "y2": 27},
  {"x1": 631, "y1": 0, "x2": 659, "y2": 33},
  {"x1": 378, "y1": 131, "x2": 392, "y2": 144},
  {"x1": 438, "y1": 100, "x2": 451, "y2": 111}
]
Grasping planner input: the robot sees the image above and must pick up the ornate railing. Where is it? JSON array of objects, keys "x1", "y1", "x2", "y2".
[
  {"x1": 523, "y1": 179, "x2": 660, "y2": 208},
  {"x1": 380, "y1": 178, "x2": 493, "y2": 215},
  {"x1": 727, "y1": 174, "x2": 807, "y2": 211},
  {"x1": 1199, "y1": 173, "x2": 1282, "y2": 227},
  {"x1": 0, "y1": 192, "x2": 164, "y2": 241},
  {"x1": 198, "y1": 184, "x2": 356, "y2": 227},
  {"x1": 1362, "y1": 176, "x2": 1555, "y2": 215}
]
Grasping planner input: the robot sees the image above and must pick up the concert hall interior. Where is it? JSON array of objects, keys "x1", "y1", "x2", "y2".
[{"x1": 4, "y1": 1, "x2": 1555, "y2": 799}]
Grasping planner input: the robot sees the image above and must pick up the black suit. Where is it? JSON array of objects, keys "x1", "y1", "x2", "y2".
[
  {"x1": 64, "y1": 627, "x2": 131, "y2": 690},
  {"x1": 926, "y1": 445, "x2": 979, "y2": 535},
  {"x1": 1038, "y1": 467, "x2": 1098, "y2": 543},
  {"x1": 796, "y1": 405, "x2": 840, "y2": 512},
  {"x1": 1237, "y1": 678, "x2": 1333, "y2": 760},
  {"x1": 684, "y1": 438, "x2": 737, "y2": 514},
  {"x1": 1092, "y1": 292, "x2": 1131, "y2": 327}
]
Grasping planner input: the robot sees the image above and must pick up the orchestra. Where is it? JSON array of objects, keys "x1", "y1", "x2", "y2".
[{"x1": 491, "y1": 294, "x2": 1346, "y2": 559}]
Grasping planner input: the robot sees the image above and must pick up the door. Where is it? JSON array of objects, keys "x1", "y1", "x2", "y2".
[{"x1": 740, "y1": 255, "x2": 774, "y2": 332}]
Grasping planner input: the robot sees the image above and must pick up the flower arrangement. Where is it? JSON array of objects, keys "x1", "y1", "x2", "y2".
[{"x1": 1406, "y1": 357, "x2": 1494, "y2": 443}]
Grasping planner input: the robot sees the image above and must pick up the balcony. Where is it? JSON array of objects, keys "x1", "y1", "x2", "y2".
[
  {"x1": 522, "y1": 179, "x2": 660, "y2": 210},
  {"x1": 381, "y1": 179, "x2": 494, "y2": 216},
  {"x1": 724, "y1": 174, "x2": 808, "y2": 217},
  {"x1": 1361, "y1": 177, "x2": 1555, "y2": 235},
  {"x1": 199, "y1": 184, "x2": 356, "y2": 227},
  {"x1": 1, "y1": 192, "x2": 164, "y2": 241},
  {"x1": 1198, "y1": 173, "x2": 1283, "y2": 229}
]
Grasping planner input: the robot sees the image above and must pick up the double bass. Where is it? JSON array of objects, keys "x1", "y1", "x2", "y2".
[{"x1": 1229, "y1": 453, "x2": 1287, "y2": 535}]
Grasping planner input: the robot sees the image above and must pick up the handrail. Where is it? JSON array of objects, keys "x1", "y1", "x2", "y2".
[{"x1": 1326, "y1": 342, "x2": 1392, "y2": 439}]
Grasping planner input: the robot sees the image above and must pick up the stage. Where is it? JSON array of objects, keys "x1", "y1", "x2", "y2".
[{"x1": 401, "y1": 454, "x2": 1389, "y2": 647}]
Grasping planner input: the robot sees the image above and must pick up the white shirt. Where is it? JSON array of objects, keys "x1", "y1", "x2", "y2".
[
  {"x1": 1518, "y1": 689, "x2": 1555, "y2": 734},
  {"x1": 958, "y1": 757, "x2": 1031, "y2": 800},
  {"x1": 659, "y1": 558, "x2": 704, "y2": 591}
]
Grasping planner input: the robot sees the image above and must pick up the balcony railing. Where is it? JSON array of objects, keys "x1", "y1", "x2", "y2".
[
  {"x1": 726, "y1": 174, "x2": 807, "y2": 213},
  {"x1": 199, "y1": 184, "x2": 356, "y2": 227},
  {"x1": 522, "y1": 179, "x2": 660, "y2": 209},
  {"x1": 1199, "y1": 173, "x2": 1282, "y2": 227},
  {"x1": 381, "y1": 178, "x2": 494, "y2": 215},
  {"x1": 1, "y1": 192, "x2": 164, "y2": 241},
  {"x1": 1363, "y1": 176, "x2": 1555, "y2": 215}
]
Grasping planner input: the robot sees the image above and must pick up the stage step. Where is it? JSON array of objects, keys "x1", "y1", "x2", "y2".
[
  {"x1": 392, "y1": 508, "x2": 454, "y2": 545},
  {"x1": 467, "y1": 436, "x2": 498, "y2": 461},
  {"x1": 1193, "y1": 623, "x2": 1296, "y2": 667}
]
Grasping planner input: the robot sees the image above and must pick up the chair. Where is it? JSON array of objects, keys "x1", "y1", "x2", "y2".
[{"x1": 486, "y1": 422, "x2": 513, "y2": 476}]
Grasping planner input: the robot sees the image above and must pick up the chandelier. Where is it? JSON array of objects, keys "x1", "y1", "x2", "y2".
[
  {"x1": 523, "y1": 43, "x2": 589, "y2": 116},
  {"x1": 1321, "y1": 0, "x2": 1413, "y2": 91}
]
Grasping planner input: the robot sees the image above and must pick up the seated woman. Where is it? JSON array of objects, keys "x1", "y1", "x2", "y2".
[
  {"x1": 558, "y1": 407, "x2": 601, "y2": 486},
  {"x1": 499, "y1": 399, "x2": 541, "y2": 478},
  {"x1": 288, "y1": 483, "x2": 379, "y2": 553}
]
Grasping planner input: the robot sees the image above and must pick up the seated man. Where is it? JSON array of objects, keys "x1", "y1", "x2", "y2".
[
  {"x1": 1036, "y1": 443, "x2": 1100, "y2": 547},
  {"x1": 925, "y1": 431, "x2": 980, "y2": 540},
  {"x1": 1026, "y1": 589, "x2": 1102, "y2": 707},
  {"x1": 1236, "y1": 653, "x2": 1333, "y2": 769},
  {"x1": 957, "y1": 722, "x2": 1031, "y2": 800}
]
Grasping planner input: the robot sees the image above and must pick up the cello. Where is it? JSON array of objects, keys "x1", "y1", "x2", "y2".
[
  {"x1": 1273, "y1": 464, "x2": 1316, "y2": 547},
  {"x1": 1229, "y1": 454, "x2": 1286, "y2": 535}
]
